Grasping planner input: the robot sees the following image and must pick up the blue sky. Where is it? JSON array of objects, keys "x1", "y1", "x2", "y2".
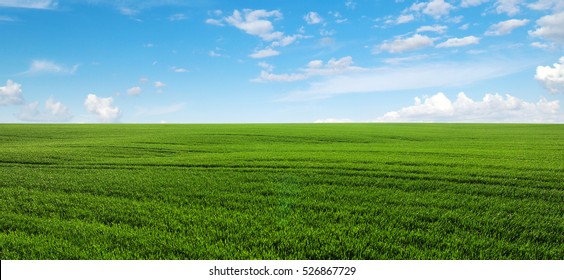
[{"x1": 1, "y1": 0, "x2": 563, "y2": 123}]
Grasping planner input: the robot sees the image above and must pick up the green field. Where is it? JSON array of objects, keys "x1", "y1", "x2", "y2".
[{"x1": 0, "y1": 124, "x2": 562, "y2": 259}]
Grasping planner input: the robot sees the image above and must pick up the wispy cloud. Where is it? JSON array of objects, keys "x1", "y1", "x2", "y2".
[
  {"x1": 436, "y1": 36, "x2": 480, "y2": 48},
  {"x1": 169, "y1": 13, "x2": 187, "y2": 21},
  {"x1": 171, "y1": 66, "x2": 188, "y2": 73},
  {"x1": 17, "y1": 96, "x2": 72, "y2": 122},
  {"x1": 304, "y1": 11, "x2": 323, "y2": 25},
  {"x1": 375, "y1": 34, "x2": 435, "y2": 54},
  {"x1": 127, "y1": 86, "x2": 142, "y2": 96},
  {"x1": 253, "y1": 56, "x2": 366, "y2": 83},
  {"x1": 0, "y1": 0, "x2": 56, "y2": 9},
  {"x1": 22, "y1": 60, "x2": 78, "y2": 75},
  {"x1": 249, "y1": 48, "x2": 280, "y2": 59},
  {"x1": 485, "y1": 19, "x2": 529, "y2": 36},
  {"x1": 281, "y1": 60, "x2": 529, "y2": 101},
  {"x1": 0, "y1": 15, "x2": 17, "y2": 21}
]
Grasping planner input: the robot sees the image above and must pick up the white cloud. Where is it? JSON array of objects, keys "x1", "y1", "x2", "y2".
[
  {"x1": 281, "y1": 60, "x2": 527, "y2": 101},
  {"x1": 396, "y1": 14, "x2": 415, "y2": 24},
  {"x1": 0, "y1": 80, "x2": 24, "y2": 105},
  {"x1": 374, "y1": 92, "x2": 562, "y2": 123},
  {"x1": 154, "y1": 81, "x2": 166, "y2": 88},
  {"x1": 330, "y1": 11, "x2": 347, "y2": 23},
  {"x1": 221, "y1": 9, "x2": 302, "y2": 50},
  {"x1": 252, "y1": 71, "x2": 308, "y2": 82},
  {"x1": 460, "y1": 0, "x2": 489, "y2": 8},
  {"x1": 205, "y1": 18, "x2": 224, "y2": 26},
  {"x1": 535, "y1": 56, "x2": 564, "y2": 94},
  {"x1": 23, "y1": 60, "x2": 78, "y2": 75},
  {"x1": 416, "y1": 24, "x2": 448, "y2": 33},
  {"x1": 459, "y1": 23, "x2": 470, "y2": 30},
  {"x1": 485, "y1": 19, "x2": 529, "y2": 36},
  {"x1": 345, "y1": 0, "x2": 357, "y2": 10},
  {"x1": 383, "y1": 54, "x2": 429, "y2": 64},
  {"x1": 270, "y1": 34, "x2": 305, "y2": 48},
  {"x1": 249, "y1": 48, "x2": 280, "y2": 59},
  {"x1": 376, "y1": 34, "x2": 435, "y2": 53},
  {"x1": 436, "y1": 36, "x2": 480, "y2": 48},
  {"x1": 17, "y1": 96, "x2": 71, "y2": 122},
  {"x1": 258, "y1": 61, "x2": 274, "y2": 71},
  {"x1": 0, "y1": 0, "x2": 55, "y2": 9},
  {"x1": 422, "y1": 0, "x2": 454, "y2": 19},
  {"x1": 529, "y1": 11, "x2": 564, "y2": 44},
  {"x1": 127, "y1": 86, "x2": 142, "y2": 96},
  {"x1": 314, "y1": 118, "x2": 353, "y2": 123},
  {"x1": 0, "y1": 15, "x2": 16, "y2": 21},
  {"x1": 495, "y1": 0, "x2": 524, "y2": 16},
  {"x1": 530, "y1": 41, "x2": 556, "y2": 50},
  {"x1": 169, "y1": 13, "x2": 187, "y2": 21},
  {"x1": 84, "y1": 94, "x2": 120, "y2": 123},
  {"x1": 304, "y1": 11, "x2": 323, "y2": 24},
  {"x1": 225, "y1": 9, "x2": 283, "y2": 41},
  {"x1": 118, "y1": 7, "x2": 138, "y2": 16},
  {"x1": 171, "y1": 66, "x2": 188, "y2": 73},
  {"x1": 528, "y1": 0, "x2": 564, "y2": 11},
  {"x1": 253, "y1": 56, "x2": 366, "y2": 82}
]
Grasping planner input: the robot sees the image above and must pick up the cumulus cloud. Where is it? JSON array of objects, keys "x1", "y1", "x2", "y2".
[
  {"x1": 304, "y1": 11, "x2": 323, "y2": 24},
  {"x1": 0, "y1": 80, "x2": 24, "y2": 105},
  {"x1": 436, "y1": 36, "x2": 480, "y2": 48},
  {"x1": 485, "y1": 19, "x2": 529, "y2": 36},
  {"x1": 529, "y1": 11, "x2": 564, "y2": 44},
  {"x1": 17, "y1": 97, "x2": 71, "y2": 122},
  {"x1": 410, "y1": 0, "x2": 454, "y2": 19},
  {"x1": 375, "y1": 92, "x2": 562, "y2": 123},
  {"x1": 23, "y1": 60, "x2": 78, "y2": 75},
  {"x1": 154, "y1": 81, "x2": 166, "y2": 88},
  {"x1": 84, "y1": 94, "x2": 120, "y2": 122},
  {"x1": 528, "y1": 0, "x2": 564, "y2": 11},
  {"x1": 225, "y1": 9, "x2": 284, "y2": 41},
  {"x1": 460, "y1": 0, "x2": 489, "y2": 8},
  {"x1": 416, "y1": 24, "x2": 448, "y2": 33},
  {"x1": 495, "y1": 0, "x2": 524, "y2": 16},
  {"x1": 127, "y1": 86, "x2": 142, "y2": 96},
  {"x1": 535, "y1": 57, "x2": 564, "y2": 94},
  {"x1": 253, "y1": 56, "x2": 366, "y2": 82},
  {"x1": 0, "y1": 0, "x2": 56, "y2": 9},
  {"x1": 218, "y1": 9, "x2": 303, "y2": 53},
  {"x1": 376, "y1": 34, "x2": 435, "y2": 53},
  {"x1": 249, "y1": 48, "x2": 280, "y2": 58}
]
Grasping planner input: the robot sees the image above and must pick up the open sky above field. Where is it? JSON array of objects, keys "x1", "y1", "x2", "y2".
[{"x1": 1, "y1": 0, "x2": 564, "y2": 123}]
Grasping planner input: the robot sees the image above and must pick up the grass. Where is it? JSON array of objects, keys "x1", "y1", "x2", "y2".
[{"x1": 0, "y1": 123, "x2": 562, "y2": 259}]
